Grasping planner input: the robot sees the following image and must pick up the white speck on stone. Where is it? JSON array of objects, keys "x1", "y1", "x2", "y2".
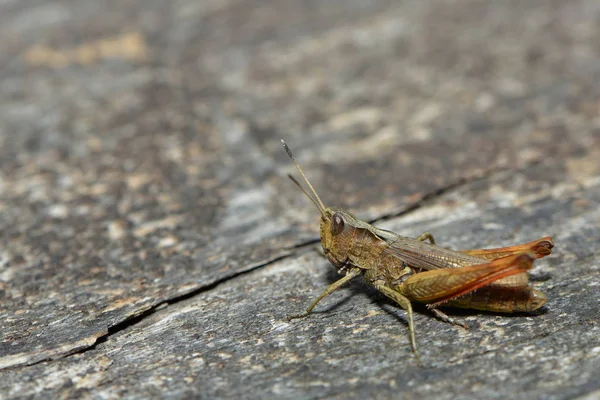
[
  {"x1": 158, "y1": 234, "x2": 178, "y2": 248},
  {"x1": 47, "y1": 204, "x2": 68, "y2": 219},
  {"x1": 108, "y1": 220, "x2": 127, "y2": 240}
]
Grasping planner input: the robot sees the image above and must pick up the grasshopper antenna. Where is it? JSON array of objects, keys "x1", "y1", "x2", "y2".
[
  {"x1": 287, "y1": 174, "x2": 325, "y2": 217},
  {"x1": 281, "y1": 140, "x2": 327, "y2": 216}
]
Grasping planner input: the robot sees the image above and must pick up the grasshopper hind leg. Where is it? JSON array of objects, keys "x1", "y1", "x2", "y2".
[{"x1": 429, "y1": 308, "x2": 470, "y2": 329}]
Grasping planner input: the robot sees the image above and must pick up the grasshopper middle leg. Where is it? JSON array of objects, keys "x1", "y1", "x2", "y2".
[
  {"x1": 375, "y1": 284, "x2": 423, "y2": 366},
  {"x1": 415, "y1": 232, "x2": 435, "y2": 244}
]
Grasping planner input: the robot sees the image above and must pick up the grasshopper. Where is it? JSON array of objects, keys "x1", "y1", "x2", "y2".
[{"x1": 282, "y1": 140, "x2": 553, "y2": 365}]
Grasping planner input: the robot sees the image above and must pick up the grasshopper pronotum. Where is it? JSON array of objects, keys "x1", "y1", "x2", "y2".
[{"x1": 282, "y1": 140, "x2": 552, "y2": 366}]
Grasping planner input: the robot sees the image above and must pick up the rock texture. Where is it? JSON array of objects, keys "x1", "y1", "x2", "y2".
[{"x1": 1, "y1": 0, "x2": 599, "y2": 398}]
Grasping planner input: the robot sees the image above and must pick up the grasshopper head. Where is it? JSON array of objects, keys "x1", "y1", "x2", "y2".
[
  {"x1": 320, "y1": 207, "x2": 357, "y2": 269},
  {"x1": 282, "y1": 140, "x2": 358, "y2": 271}
]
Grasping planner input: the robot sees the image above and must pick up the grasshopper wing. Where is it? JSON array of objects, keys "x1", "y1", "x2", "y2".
[
  {"x1": 377, "y1": 230, "x2": 487, "y2": 271},
  {"x1": 460, "y1": 237, "x2": 554, "y2": 260}
]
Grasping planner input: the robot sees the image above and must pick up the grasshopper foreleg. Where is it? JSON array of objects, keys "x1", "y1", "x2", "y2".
[
  {"x1": 288, "y1": 268, "x2": 360, "y2": 320},
  {"x1": 375, "y1": 284, "x2": 423, "y2": 366}
]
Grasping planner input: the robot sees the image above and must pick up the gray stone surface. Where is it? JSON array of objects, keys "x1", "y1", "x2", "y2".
[{"x1": 1, "y1": 0, "x2": 599, "y2": 398}]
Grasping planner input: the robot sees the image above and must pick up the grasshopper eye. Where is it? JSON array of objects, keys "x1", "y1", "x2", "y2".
[{"x1": 331, "y1": 213, "x2": 345, "y2": 235}]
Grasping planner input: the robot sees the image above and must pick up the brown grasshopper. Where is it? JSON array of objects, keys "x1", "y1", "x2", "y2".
[{"x1": 282, "y1": 140, "x2": 553, "y2": 366}]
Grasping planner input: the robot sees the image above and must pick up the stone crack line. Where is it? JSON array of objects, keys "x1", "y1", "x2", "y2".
[{"x1": 1, "y1": 252, "x2": 292, "y2": 371}]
